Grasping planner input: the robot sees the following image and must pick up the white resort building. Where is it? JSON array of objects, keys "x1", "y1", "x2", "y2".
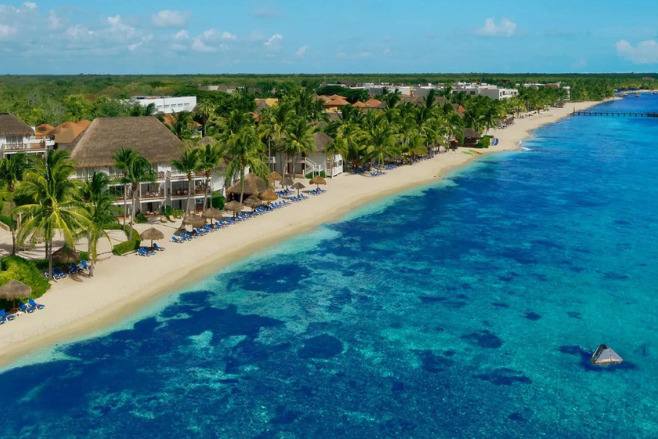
[
  {"x1": 68, "y1": 116, "x2": 225, "y2": 216},
  {"x1": 0, "y1": 113, "x2": 55, "y2": 159},
  {"x1": 270, "y1": 131, "x2": 343, "y2": 178},
  {"x1": 130, "y1": 96, "x2": 198, "y2": 115}
]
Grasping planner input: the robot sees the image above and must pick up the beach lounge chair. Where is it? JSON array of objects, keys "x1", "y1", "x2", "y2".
[
  {"x1": 80, "y1": 260, "x2": 92, "y2": 271},
  {"x1": 70, "y1": 263, "x2": 84, "y2": 274},
  {"x1": 138, "y1": 247, "x2": 155, "y2": 256},
  {"x1": 153, "y1": 243, "x2": 165, "y2": 251},
  {"x1": 19, "y1": 302, "x2": 35, "y2": 314},
  {"x1": 171, "y1": 236, "x2": 183, "y2": 244},
  {"x1": 53, "y1": 268, "x2": 68, "y2": 279},
  {"x1": 28, "y1": 299, "x2": 45, "y2": 310},
  {"x1": 0, "y1": 309, "x2": 16, "y2": 321}
]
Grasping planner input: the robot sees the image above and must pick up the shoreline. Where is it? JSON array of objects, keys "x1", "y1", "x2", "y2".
[{"x1": 0, "y1": 100, "x2": 602, "y2": 369}]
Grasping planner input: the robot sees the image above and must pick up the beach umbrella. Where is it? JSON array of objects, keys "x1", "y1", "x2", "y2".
[
  {"x1": 183, "y1": 215, "x2": 205, "y2": 228},
  {"x1": 243, "y1": 195, "x2": 264, "y2": 208},
  {"x1": 280, "y1": 176, "x2": 294, "y2": 188},
  {"x1": 291, "y1": 182, "x2": 306, "y2": 197},
  {"x1": 224, "y1": 200, "x2": 244, "y2": 217},
  {"x1": 258, "y1": 189, "x2": 278, "y2": 204},
  {"x1": 140, "y1": 227, "x2": 165, "y2": 247},
  {"x1": 202, "y1": 207, "x2": 223, "y2": 220},
  {"x1": 0, "y1": 280, "x2": 32, "y2": 309},
  {"x1": 309, "y1": 176, "x2": 326, "y2": 190},
  {"x1": 52, "y1": 246, "x2": 79, "y2": 264},
  {"x1": 268, "y1": 171, "x2": 283, "y2": 181}
]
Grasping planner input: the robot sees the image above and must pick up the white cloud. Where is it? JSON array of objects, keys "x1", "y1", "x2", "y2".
[
  {"x1": 295, "y1": 45, "x2": 309, "y2": 56},
  {"x1": 0, "y1": 24, "x2": 17, "y2": 39},
  {"x1": 151, "y1": 10, "x2": 190, "y2": 28},
  {"x1": 474, "y1": 18, "x2": 517, "y2": 37},
  {"x1": 264, "y1": 33, "x2": 282, "y2": 46},
  {"x1": 23, "y1": 2, "x2": 37, "y2": 10},
  {"x1": 173, "y1": 29, "x2": 190, "y2": 40},
  {"x1": 128, "y1": 35, "x2": 152, "y2": 51},
  {"x1": 107, "y1": 15, "x2": 136, "y2": 38},
  {"x1": 222, "y1": 31, "x2": 237, "y2": 41},
  {"x1": 47, "y1": 10, "x2": 61, "y2": 29},
  {"x1": 66, "y1": 25, "x2": 93, "y2": 39},
  {"x1": 192, "y1": 37, "x2": 214, "y2": 53},
  {"x1": 616, "y1": 39, "x2": 658, "y2": 64}
]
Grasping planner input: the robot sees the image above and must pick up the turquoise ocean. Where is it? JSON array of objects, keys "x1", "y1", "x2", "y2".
[{"x1": 0, "y1": 95, "x2": 657, "y2": 437}]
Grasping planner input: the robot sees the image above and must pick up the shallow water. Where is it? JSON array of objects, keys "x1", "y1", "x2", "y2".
[{"x1": 1, "y1": 96, "x2": 657, "y2": 438}]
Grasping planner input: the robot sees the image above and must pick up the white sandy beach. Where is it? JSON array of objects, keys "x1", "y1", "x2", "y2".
[{"x1": 0, "y1": 101, "x2": 601, "y2": 367}]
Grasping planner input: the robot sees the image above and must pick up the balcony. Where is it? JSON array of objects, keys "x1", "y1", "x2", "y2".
[{"x1": 1, "y1": 141, "x2": 48, "y2": 152}]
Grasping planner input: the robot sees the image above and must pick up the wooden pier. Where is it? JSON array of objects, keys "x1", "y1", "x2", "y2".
[{"x1": 572, "y1": 110, "x2": 658, "y2": 118}]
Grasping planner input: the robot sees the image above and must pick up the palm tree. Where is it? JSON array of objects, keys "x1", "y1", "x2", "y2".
[
  {"x1": 197, "y1": 141, "x2": 227, "y2": 213},
  {"x1": 81, "y1": 172, "x2": 116, "y2": 277},
  {"x1": 196, "y1": 100, "x2": 216, "y2": 136},
  {"x1": 0, "y1": 153, "x2": 35, "y2": 254},
  {"x1": 14, "y1": 150, "x2": 90, "y2": 280},
  {"x1": 113, "y1": 147, "x2": 154, "y2": 239},
  {"x1": 364, "y1": 117, "x2": 397, "y2": 172},
  {"x1": 171, "y1": 144, "x2": 201, "y2": 219},
  {"x1": 225, "y1": 126, "x2": 268, "y2": 203},
  {"x1": 283, "y1": 118, "x2": 315, "y2": 176},
  {"x1": 335, "y1": 122, "x2": 365, "y2": 170}
]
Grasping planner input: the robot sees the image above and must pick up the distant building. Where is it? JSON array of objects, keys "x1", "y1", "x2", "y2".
[
  {"x1": 69, "y1": 116, "x2": 224, "y2": 215},
  {"x1": 0, "y1": 113, "x2": 54, "y2": 159},
  {"x1": 412, "y1": 84, "x2": 446, "y2": 97},
  {"x1": 199, "y1": 85, "x2": 237, "y2": 93},
  {"x1": 130, "y1": 96, "x2": 197, "y2": 115},
  {"x1": 477, "y1": 87, "x2": 519, "y2": 100}
]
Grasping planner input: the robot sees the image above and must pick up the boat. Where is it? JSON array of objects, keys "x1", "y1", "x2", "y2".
[{"x1": 590, "y1": 344, "x2": 623, "y2": 365}]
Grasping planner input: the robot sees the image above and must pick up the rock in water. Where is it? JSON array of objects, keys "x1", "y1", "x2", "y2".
[{"x1": 590, "y1": 344, "x2": 623, "y2": 365}]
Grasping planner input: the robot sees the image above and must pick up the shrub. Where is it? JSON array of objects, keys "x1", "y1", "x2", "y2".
[
  {"x1": 134, "y1": 213, "x2": 148, "y2": 224},
  {"x1": 211, "y1": 193, "x2": 225, "y2": 210},
  {"x1": 112, "y1": 226, "x2": 141, "y2": 255},
  {"x1": 476, "y1": 136, "x2": 492, "y2": 149},
  {"x1": 0, "y1": 215, "x2": 16, "y2": 228},
  {"x1": 0, "y1": 255, "x2": 51, "y2": 308},
  {"x1": 305, "y1": 171, "x2": 326, "y2": 179},
  {"x1": 171, "y1": 209, "x2": 184, "y2": 218}
]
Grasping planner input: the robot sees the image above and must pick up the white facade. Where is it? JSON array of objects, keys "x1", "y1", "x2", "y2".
[
  {"x1": 351, "y1": 83, "x2": 412, "y2": 96},
  {"x1": 478, "y1": 87, "x2": 519, "y2": 100},
  {"x1": 0, "y1": 130, "x2": 54, "y2": 159},
  {"x1": 413, "y1": 84, "x2": 446, "y2": 97},
  {"x1": 131, "y1": 96, "x2": 197, "y2": 114},
  {"x1": 74, "y1": 163, "x2": 226, "y2": 215}
]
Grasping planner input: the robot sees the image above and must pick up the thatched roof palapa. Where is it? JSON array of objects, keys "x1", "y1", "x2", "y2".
[
  {"x1": 52, "y1": 246, "x2": 80, "y2": 264},
  {"x1": 0, "y1": 113, "x2": 34, "y2": 136},
  {"x1": 226, "y1": 174, "x2": 268, "y2": 197},
  {"x1": 140, "y1": 227, "x2": 165, "y2": 241},
  {"x1": 224, "y1": 200, "x2": 244, "y2": 212},
  {"x1": 69, "y1": 117, "x2": 185, "y2": 168},
  {"x1": 0, "y1": 280, "x2": 32, "y2": 300},
  {"x1": 258, "y1": 189, "x2": 278, "y2": 202}
]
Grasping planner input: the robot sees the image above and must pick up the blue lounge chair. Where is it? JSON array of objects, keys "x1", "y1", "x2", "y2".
[
  {"x1": 70, "y1": 263, "x2": 83, "y2": 274},
  {"x1": 171, "y1": 236, "x2": 183, "y2": 243},
  {"x1": 19, "y1": 302, "x2": 35, "y2": 314},
  {"x1": 28, "y1": 299, "x2": 45, "y2": 310},
  {"x1": 80, "y1": 260, "x2": 92, "y2": 271},
  {"x1": 52, "y1": 268, "x2": 68, "y2": 279},
  {"x1": 0, "y1": 309, "x2": 16, "y2": 321},
  {"x1": 153, "y1": 243, "x2": 165, "y2": 251},
  {"x1": 138, "y1": 247, "x2": 154, "y2": 256}
]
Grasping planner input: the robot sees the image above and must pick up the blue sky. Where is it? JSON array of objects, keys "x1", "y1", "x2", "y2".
[{"x1": 1, "y1": 0, "x2": 658, "y2": 74}]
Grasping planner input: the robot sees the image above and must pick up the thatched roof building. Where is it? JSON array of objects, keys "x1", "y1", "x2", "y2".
[
  {"x1": 69, "y1": 116, "x2": 185, "y2": 168},
  {"x1": 313, "y1": 132, "x2": 333, "y2": 152},
  {"x1": 51, "y1": 120, "x2": 91, "y2": 145},
  {"x1": 0, "y1": 113, "x2": 33, "y2": 136}
]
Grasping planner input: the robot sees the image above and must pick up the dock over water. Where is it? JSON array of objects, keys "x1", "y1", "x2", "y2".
[{"x1": 572, "y1": 110, "x2": 658, "y2": 118}]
